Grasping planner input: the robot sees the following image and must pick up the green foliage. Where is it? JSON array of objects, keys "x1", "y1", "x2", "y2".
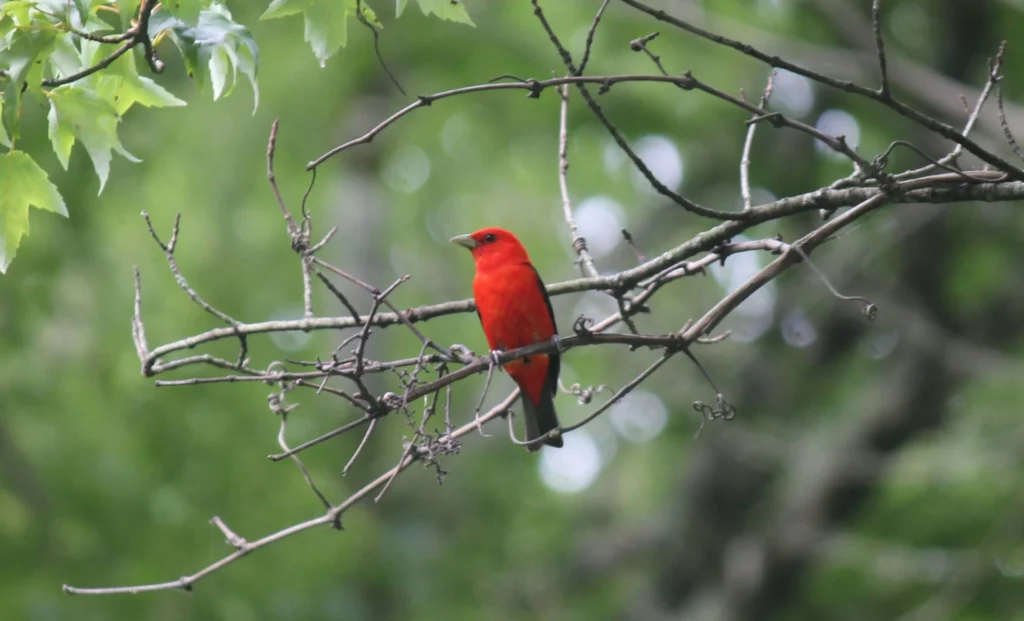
[
  {"x1": 93, "y1": 50, "x2": 186, "y2": 115},
  {"x1": 47, "y1": 85, "x2": 140, "y2": 192},
  {"x1": 260, "y1": 0, "x2": 353, "y2": 65},
  {"x1": 396, "y1": 0, "x2": 473, "y2": 25},
  {"x1": 0, "y1": 149, "x2": 66, "y2": 272},
  {"x1": 0, "y1": 0, "x2": 474, "y2": 272},
  {"x1": 152, "y1": 3, "x2": 259, "y2": 105}
]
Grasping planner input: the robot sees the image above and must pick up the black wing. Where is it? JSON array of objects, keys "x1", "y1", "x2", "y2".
[{"x1": 530, "y1": 264, "x2": 560, "y2": 397}]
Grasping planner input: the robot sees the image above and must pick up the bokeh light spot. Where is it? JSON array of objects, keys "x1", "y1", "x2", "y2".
[
  {"x1": 781, "y1": 308, "x2": 817, "y2": 348},
  {"x1": 710, "y1": 237, "x2": 777, "y2": 341},
  {"x1": 269, "y1": 309, "x2": 311, "y2": 351},
  {"x1": 382, "y1": 145, "x2": 430, "y2": 194},
  {"x1": 861, "y1": 327, "x2": 900, "y2": 360},
  {"x1": 629, "y1": 135, "x2": 684, "y2": 194},
  {"x1": 815, "y1": 109, "x2": 861, "y2": 159},
  {"x1": 772, "y1": 70, "x2": 815, "y2": 118},
  {"x1": 539, "y1": 429, "x2": 602, "y2": 493},
  {"x1": 574, "y1": 196, "x2": 625, "y2": 258},
  {"x1": 610, "y1": 390, "x2": 668, "y2": 443}
]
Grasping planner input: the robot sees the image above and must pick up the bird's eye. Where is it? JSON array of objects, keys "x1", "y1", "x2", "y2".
[{"x1": 483, "y1": 233, "x2": 497, "y2": 243}]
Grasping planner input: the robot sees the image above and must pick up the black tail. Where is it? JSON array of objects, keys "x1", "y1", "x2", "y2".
[{"x1": 521, "y1": 388, "x2": 563, "y2": 452}]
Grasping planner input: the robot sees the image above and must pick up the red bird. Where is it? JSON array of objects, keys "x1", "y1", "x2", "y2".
[{"x1": 450, "y1": 227, "x2": 563, "y2": 451}]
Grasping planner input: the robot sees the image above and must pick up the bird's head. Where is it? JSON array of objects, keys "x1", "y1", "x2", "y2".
[{"x1": 449, "y1": 227, "x2": 531, "y2": 269}]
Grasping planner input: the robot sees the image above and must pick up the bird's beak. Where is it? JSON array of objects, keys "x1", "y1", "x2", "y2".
[{"x1": 449, "y1": 234, "x2": 479, "y2": 250}]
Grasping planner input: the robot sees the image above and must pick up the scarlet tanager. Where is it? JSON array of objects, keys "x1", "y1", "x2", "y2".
[{"x1": 450, "y1": 228, "x2": 563, "y2": 451}]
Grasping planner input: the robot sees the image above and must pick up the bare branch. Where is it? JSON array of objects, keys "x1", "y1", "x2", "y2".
[
  {"x1": 619, "y1": 0, "x2": 1024, "y2": 181},
  {"x1": 684, "y1": 191, "x2": 892, "y2": 340},
  {"x1": 343, "y1": 418, "x2": 378, "y2": 476},
  {"x1": 42, "y1": 0, "x2": 163, "y2": 88},
  {"x1": 891, "y1": 41, "x2": 1007, "y2": 181},
  {"x1": 871, "y1": 0, "x2": 890, "y2": 98},
  {"x1": 210, "y1": 516, "x2": 248, "y2": 550},
  {"x1": 130, "y1": 267, "x2": 148, "y2": 365},
  {"x1": 998, "y1": 84, "x2": 1024, "y2": 162},
  {"x1": 557, "y1": 85, "x2": 600, "y2": 277},
  {"x1": 267, "y1": 120, "x2": 300, "y2": 237},
  {"x1": 577, "y1": 0, "x2": 611, "y2": 75},
  {"x1": 354, "y1": 0, "x2": 406, "y2": 95},
  {"x1": 741, "y1": 71, "x2": 776, "y2": 211}
]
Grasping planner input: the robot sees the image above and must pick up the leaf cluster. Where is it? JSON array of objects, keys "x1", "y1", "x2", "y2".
[{"x1": 0, "y1": 0, "x2": 472, "y2": 272}]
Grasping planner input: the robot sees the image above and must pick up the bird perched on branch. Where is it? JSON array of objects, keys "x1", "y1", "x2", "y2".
[{"x1": 450, "y1": 227, "x2": 563, "y2": 451}]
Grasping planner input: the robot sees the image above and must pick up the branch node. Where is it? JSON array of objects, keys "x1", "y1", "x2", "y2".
[
  {"x1": 525, "y1": 79, "x2": 544, "y2": 99},
  {"x1": 629, "y1": 32, "x2": 659, "y2": 52},
  {"x1": 573, "y1": 315, "x2": 594, "y2": 336}
]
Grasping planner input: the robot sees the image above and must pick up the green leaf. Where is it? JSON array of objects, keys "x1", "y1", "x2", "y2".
[
  {"x1": 0, "y1": 99, "x2": 10, "y2": 148},
  {"x1": 261, "y1": 0, "x2": 352, "y2": 65},
  {"x1": 209, "y1": 45, "x2": 229, "y2": 100},
  {"x1": 0, "y1": 26, "x2": 58, "y2": 140},
  {"x1": 360, "y1": 2, "x2": 381, "y2": 29},
  {"x1": 160, "y1": 4, "x2": 259, "y2": 107},
  {"x1": 0, "y1": 1, "x2": 35, "y2": 25},
  {"x1": 233, "y1": 36, "x2": 259, "y2": 111},
  {"x1": 93, "y1": 50, "x2": 186, "y2": 115},
  {"x1": 1, "y1": 84, "x2": 18, "y2": 145},
  {"x1": 415, "y1": 0, "x2": 473, "y2": 25},
  {"x1": 49, "y1": 32, "x2": 86, "y2": 78},
  {"x1": 115, "y1": 0, "x2": 142, "y2": 28},
  {"x1": 162, "y1": 0, "x2": 203, "y2": 26},
  {"x1": 395, "y1": 0, "x2": 407, "y2": 17},
  {"x1": 46, "y1": 101, "x2": 75, "y2": 169},
  {"x1": 46, "y1": 86, "x2": 139, "y2": 194},
  {"x1": 0, "y1": 150, "x2": 68, "y2": 273},
  {"x1": 0, "y1": 12, "x2": 15, "y2": 39}
]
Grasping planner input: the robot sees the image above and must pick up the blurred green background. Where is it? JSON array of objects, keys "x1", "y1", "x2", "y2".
[{"x1": 3, "y1": 0, "x2": 1024, "y2": 619}]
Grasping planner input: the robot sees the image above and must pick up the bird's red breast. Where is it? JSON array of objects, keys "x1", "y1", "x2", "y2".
[
  {"x1": 473, "y1": 261, "x2": 556, "y2": 405},
  {"x1": 452, "y1": 227, "x2": 558, "y2": 406}
]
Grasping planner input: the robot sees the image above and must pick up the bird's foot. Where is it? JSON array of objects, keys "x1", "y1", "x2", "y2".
[
  {"x1": 550, "y1": 334, "x2": 565, "y2": 353},
  {"x1": 489, "y1": 349, "x2": 503, "y2": 367}
]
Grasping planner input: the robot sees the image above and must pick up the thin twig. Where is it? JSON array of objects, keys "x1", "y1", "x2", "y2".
[
  {"x1": 307, "y1": 71, "x2": 884, "y2": 195},
  {"x1": 343, "y1": 418, "x2": 378, "y2": 476},
  {"x1": 619, "y1": 0, "x2": 1024, "y2": 181},
  {"x1": 683, "y1": 191, "x2": 893, "y2": 340},
  {"x1": 631, "y1": 33, "x2": 882, "y2": 182},
  {"x1": 561, "y1": 351, "x2": 673, "y2": 434},
  {"x1": 140, "y1": 211, "x2": 247, "y2": 373},
  {"x1": 355, "y1": 0, "x2": 405, "y2": 94},
  {"x1": 62, "y1": 391, "x2": 515, "y2": 596},
  {"x1": 267, "y1": 120, "x2": 299, "y2": 237},
  {"x1": 891, "y1": 41, "x2": 1006, "y2": 181},
  {"x1": 269, "y1": 415, "x2": 373, "y2": 461},
  {"x1": 130, "y1": 267, "x2": 148, "y2": 365},
  {"x1": 871, "y1": 0, "x2": 890, "y2": 99},
  {"x1": 42, "y1": 0, "x2": 161, "y2": 88},
  {"x1": 273, "y1": 397, "x2": 333, "y2": 512},
  {"x1": 533, "y1": 0, "x2": 756, "y2": 220},
  {"x1": 741, "y1": 70, "x2": 776, "y2": 211},
  {"x1": 557, "y1": 85, "x2": 599, "y2": 277},
  {"x1": 472, "y1": 358, "x2": 498, "y2": 437},
  {"x1": 312, "y1": 268, "x2": 361, "y2": 322},
  {"x1": 210, "y1": 516, "x2": 248, "y2": 549},
  {"x1": 998, "y1": 84, "x2": 1024, "y2": 161},
  {"x1": 577, "y1": 0, "x2": 611, "y2": 75},
  {"x1": 141, "y1": 212, "x2": 237, "y2": 326},
  {"x1": 621, "y1": 229, "x2": 646, "y2": 263}
]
